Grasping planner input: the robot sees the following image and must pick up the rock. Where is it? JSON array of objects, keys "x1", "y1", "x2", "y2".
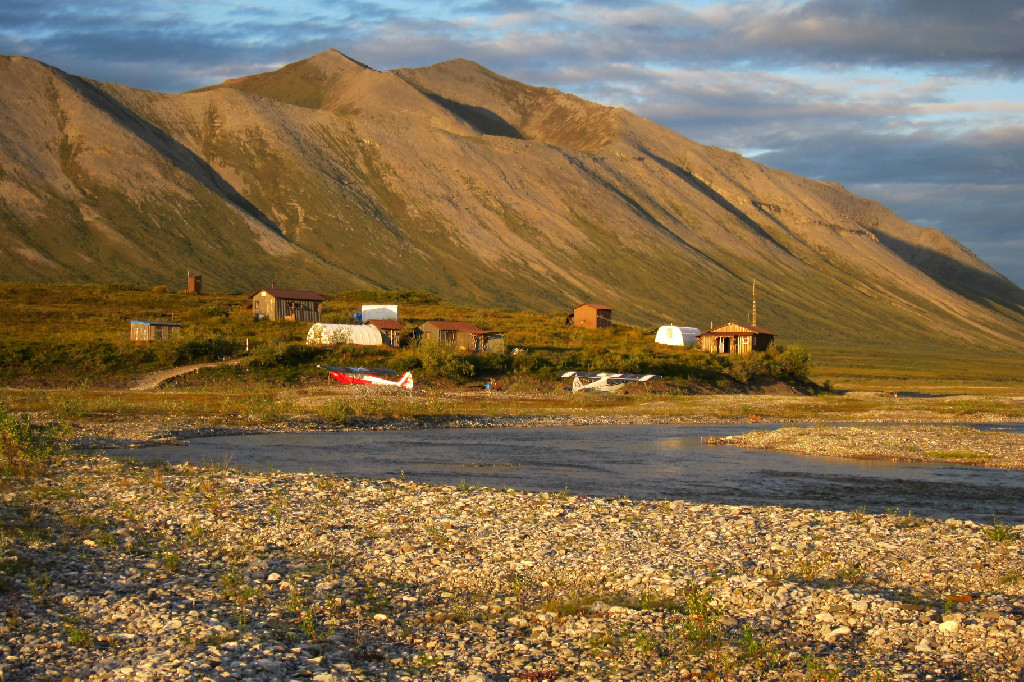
[{"x1": 825, "y1": 626, "x2": 851, "y2": 642}]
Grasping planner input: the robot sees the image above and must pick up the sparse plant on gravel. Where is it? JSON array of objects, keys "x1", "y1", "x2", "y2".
[
  {"x1": 0, "y1": 404, "x2": 68, "y2": 478},
  {"x1": 983, "y1": 516, "x2": 1020, "y2": 542},
  {"x1": 63, "y1": 621, "x2": 94, "y2": 648}
]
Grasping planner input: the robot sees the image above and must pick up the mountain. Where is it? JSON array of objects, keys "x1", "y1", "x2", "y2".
[{"x1": 2, "y1": 49, "x2": 1023, "y2": 352}]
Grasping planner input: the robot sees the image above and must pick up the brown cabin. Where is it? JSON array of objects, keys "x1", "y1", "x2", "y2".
[
  {"x1": 130, "y1": 320, "x2": 181, "y2": 342},
  {"x1": 249, "y1": 288, "x2": 325, "y2": 322},
  {"x1": 571, "y1": 303, "x2": 612, "y2": 329},
  {"x1": 418, "y1": 321, "x2": 505, "y2": 354},
  {"x1": 367, "y1": 319, "x2": 403, "y2": 347},
  {"x1": 698, "y1": 323, "x2": 775, "y2": 355}
]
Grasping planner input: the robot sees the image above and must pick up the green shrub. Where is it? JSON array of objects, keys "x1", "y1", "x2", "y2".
[
  {"x1": 468, "y1": 349, "x2": 513, "y2": 376},
  {"x1": 778, "y1": 345, "x2": 813, "y2": 382},
  {"x1": 243, "y1": 342, "x2": 322, "y2": 368},
  {"x1": 511, "y1": 350, "x2": 551, "y2": 375},
  {"x1": 0, "y1": 403, "x2": 68, "y2": 478},
  {"x1": 724, "y1": 344, "x2": 813, "y2": 384},
  {"x1": 414, "y1": 340, "x2": 474, "y2": 380}
]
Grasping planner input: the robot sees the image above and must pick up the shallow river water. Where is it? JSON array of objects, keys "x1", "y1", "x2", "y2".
[{"x1": 116, "y1": 423, "x2": 1024, "y2": 524}]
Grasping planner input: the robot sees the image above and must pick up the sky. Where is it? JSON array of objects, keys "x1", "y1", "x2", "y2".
[{"x1": 3, "y1": 0, "x2": 1023, "y2": 288}]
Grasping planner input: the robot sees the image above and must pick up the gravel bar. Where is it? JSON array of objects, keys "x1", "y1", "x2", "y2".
[
  {"x1": 2, "y1": 451, "x2": 1022, "y2": 681},
  {"x1": 714, "y1": 424, "x2": 1024, "y2": 469}
]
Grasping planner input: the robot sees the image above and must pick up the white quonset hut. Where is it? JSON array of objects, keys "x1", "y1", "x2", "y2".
[
  {"x1": 306, "y1": 323, "x2": 384, "y2": 347},
  {"x1": 655, "y1": 325, "x2": 701, "y2": 347}
]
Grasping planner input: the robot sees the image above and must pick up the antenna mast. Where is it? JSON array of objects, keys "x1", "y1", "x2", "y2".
[{"x1": 752, "y1": 279, "x2": 757, "y2": 327}]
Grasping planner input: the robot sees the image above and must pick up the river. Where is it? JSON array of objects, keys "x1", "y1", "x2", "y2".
[{"x1": 114, "y1": 423, "x2": 1024, "y2": 524}]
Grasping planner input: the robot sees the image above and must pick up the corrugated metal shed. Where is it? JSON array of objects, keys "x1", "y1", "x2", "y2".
[
  {"x1": 655, "y1": 326, "x2": 701, "y2": 346},
  {"x1": 130, "y1": 320, "x2": 181, "y2": 342}
]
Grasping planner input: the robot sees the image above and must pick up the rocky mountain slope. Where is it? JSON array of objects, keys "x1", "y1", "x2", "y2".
[{"x1": 2, "y1": 49, "x2": 1023, "y2": 350}]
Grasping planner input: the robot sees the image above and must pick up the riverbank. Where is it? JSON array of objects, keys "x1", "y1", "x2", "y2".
[
  {"x1": 710, "y1": 424, "x2": 1024, "y2": 469},
  {"x1": 2, "y1": 451, "x2": 1023, "y2": 681}
]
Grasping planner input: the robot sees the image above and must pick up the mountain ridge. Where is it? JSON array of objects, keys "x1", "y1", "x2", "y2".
[{"x1": 1, "y1": 50, "x2": 1023, "y2": 353}]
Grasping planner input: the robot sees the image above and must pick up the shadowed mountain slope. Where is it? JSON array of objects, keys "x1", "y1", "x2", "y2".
[{"x1": 1, "y1": 50, "x2": 1023, "y2": 353}]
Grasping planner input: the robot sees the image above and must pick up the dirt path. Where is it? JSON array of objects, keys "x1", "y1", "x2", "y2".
[{"x1": 130, "y1": 358, "x2": 241, "y2": 390}]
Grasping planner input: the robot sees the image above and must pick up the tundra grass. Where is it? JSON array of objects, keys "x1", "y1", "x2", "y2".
[{"x1": 2, "y1": 283, "x2": 1022, "y2": 397}]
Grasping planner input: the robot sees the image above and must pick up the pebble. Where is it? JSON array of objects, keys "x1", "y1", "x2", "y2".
[{"x1": 1, "y1": 451, "x2": 1022, "y2": 681}]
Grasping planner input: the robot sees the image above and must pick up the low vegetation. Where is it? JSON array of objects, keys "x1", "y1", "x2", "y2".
[
  {"x1": 0, "y1": 403, "x2": 67, "y2": 478},
  {"x1": 0, "y1": 283, "x2": 816, "y2": 391}
]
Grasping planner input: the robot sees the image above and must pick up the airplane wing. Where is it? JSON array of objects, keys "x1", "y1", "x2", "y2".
[
  {"x1": 319, "y1": 365, "x2": 398, "y2": 376},
  {"x1": 560, "y1": 371, "x2": 660, "y2": 382}
]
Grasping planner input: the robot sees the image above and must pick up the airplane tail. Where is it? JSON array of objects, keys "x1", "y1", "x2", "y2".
[
  {"x1": 572, "y1": 376, "x2": 585, "y2": 392},
  {"x1": 398, "y1": 372, "x2": 414, "y2": 391}
]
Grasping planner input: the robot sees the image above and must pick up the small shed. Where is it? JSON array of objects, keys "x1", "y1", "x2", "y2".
[
  {"x1": 655, "y1": 325, "x2": 700, "y2": 347},
  {"x1": 130, "y1": 320, "x2": 181, "y2": 342},
  {"x1": 418, "y1": 321, "x2": 505, "y2": 354},
  {"x1": 698, "y1": 323, "x2": 775, "y2": 355},
  {"x1": 571, "y1": 304, "x2": 612, "y2": 329},
  {"x1": 361, "y1": 304, "x2": 398, "y2": 322},
  {"x1": 367, "y1": 319, "x2": 403, "y2": 347},
  {"x1": 306, "y1": 323, "x2": 383, "y2": 347},
  {"x1": 250, "y1": 288, "x2": 325, "y2": 322}
]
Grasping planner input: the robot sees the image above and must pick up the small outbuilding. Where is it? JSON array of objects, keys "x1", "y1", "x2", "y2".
[
  {"x1": 130, "y1": 320, "x2": 181, "y2": 342},
  {"x1": 306, "y1": 323, "x2": 383, "y2": 347},
  {"x1": 418, "y1": 321, "x2": 505, "y2": 354},
  {"x1": 655, "y1": 325, "x2": 701, "y2": 347},
  {"x1": 367, "y1": 319, "x2": 403, "y2": 347},
  {"x1": 570, "y1": 304, "x2": 612, "y2": 329},
  {"x1": 250, "y1": 288, "x2": 325, "y2": 322},
  {"x1": 698, "y1": 323, "x2": 776, "y2": 355}
]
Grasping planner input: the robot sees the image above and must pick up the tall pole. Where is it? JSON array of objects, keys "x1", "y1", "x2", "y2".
[{"x1": 752, "y1": 279, "x2": 757, "y2": 327}]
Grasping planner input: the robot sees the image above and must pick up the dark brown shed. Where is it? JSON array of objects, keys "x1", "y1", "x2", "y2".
[
  {"x1": 418, "y1": 321, "x2": 504, "y2": 354},
  {"x1": 249, "y1": 288, "x2": 325, "y2": 322},
  {"x1": 367, "y1": 319, "x2": 403, "y2": 347}
]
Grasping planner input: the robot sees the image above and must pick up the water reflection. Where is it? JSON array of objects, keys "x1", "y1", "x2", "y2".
[{"x1": 113, "y1": 423, "x2": 1024, "y2": 523}]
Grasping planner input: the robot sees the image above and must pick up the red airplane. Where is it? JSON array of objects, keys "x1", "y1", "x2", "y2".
[{"x1": 318, "y1": 365, "x2": 414, "y2": 391}]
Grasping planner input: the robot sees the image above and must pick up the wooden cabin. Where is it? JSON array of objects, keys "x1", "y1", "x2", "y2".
[
  {"x1": 571, "y1": 303, "x2": 612, "y2": 329},
  {"x1": 249, "y1": 288, "x2": 325, "y2": 322},
  {"x1": 367, "y1": 319, "x2": 403, "y2": 347},
  {"x1": 418, "y1": 321, "x2": 505, "y2": 354},
  {"x1": 698, "y1": 323, "x2": 775, "y2": 355},
  {"x1": 130, "y1": 320, "x2": 181, "y2": 342}
]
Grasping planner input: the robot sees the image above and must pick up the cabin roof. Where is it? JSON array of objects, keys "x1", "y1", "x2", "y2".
[
  {"x1": 248, "y1": 288, "x2": 326, "y2": 301},
  {"x1": 421, "y1": 321, "x2": 502, "y2": 334},
  {"x1": 130, "y1": 320, "x2": 181, "y2": 327},
  {"x1": 701, "y1": 322, "x2": 776, "y2": 336}
]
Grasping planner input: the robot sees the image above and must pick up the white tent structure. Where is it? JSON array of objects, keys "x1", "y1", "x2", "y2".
[
  {"x1": 306, "y1": 323, "x2": 383, "y2": 347},
  {"x1": 655, "y1": 325, "x2": 700, "y2": 347}
]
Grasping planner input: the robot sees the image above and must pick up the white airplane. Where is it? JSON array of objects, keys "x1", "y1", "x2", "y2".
[{"x1": 560, "y1": 371, "x2": 660, "y2": 393}]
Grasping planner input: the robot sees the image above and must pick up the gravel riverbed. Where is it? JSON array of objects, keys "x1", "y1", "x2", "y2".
[
  {"x1": 713, "y1": 424, "x2": 1024, "y2": 470},
  {"x1": 2, "y1": 446, "x2": 1023, "y2": 681}
]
